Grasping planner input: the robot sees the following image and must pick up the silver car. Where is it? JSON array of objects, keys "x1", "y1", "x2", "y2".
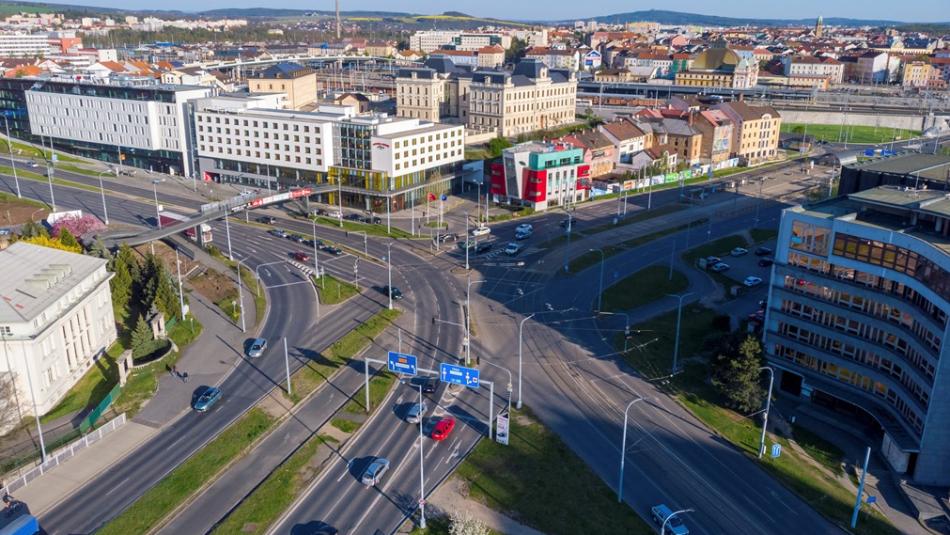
[
  {"x1": 406, "y1": 401, "x2": 427, "y2": 424},
  {"x1": 361, "y1": 457, "x2": 390, "y2": 486},
  {"x1": 247, "y1": 338, "x2": 267, "y2": 358}
]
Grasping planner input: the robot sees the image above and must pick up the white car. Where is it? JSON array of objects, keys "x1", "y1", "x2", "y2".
[
  {"x1": 515, "y1": 223, "x2": 533, "y2": 234},
  {"x1": 731, "y1": 247, "x2": 749, "y2": 257},
  {"x1": 504, "y1": 242, "x2": 522, "y2": 256},
  {"x1": 471, "y1": 226, "x2": 491, "y2": 237},
  {"x1": 743, "y1": 276, "x2": 763, "y2": 287}
]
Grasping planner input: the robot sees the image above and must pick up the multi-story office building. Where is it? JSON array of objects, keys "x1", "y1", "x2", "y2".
[
  {"x1": 765, "y1": 185, "x2": 950, "y2": 484},
  {"x1": 396, "y1": 57, "x2": 577, "y2": 138},
  {"x1": 409, "y1": 31, "x2": 462, "y2": 53},
  {"x1": 247, "y1": 62, "x2": 317, "y2": 111},
  {"x1": 0, "y1": 33, "x2": 52, "y2": 57},
  {"x1": 194, "y1": 95, "x2": 465, "y2": 211},
  {"x1": 488, "y1": 141, "x2": 590, "y2": 211},
  {"x1": 2, "y1": 77, "x2": 212, "y2": 177},
  {"x1": 0, "y1": 242, "x2": 116, "y2": 432}
]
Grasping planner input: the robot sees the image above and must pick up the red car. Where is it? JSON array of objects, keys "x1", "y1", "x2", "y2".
[
  {"x1": 431, "y1": 418, "x2": 456, "y2": 441},
  {"x1": 292, "y1": 251, "x2": 310, "y2": 262}
]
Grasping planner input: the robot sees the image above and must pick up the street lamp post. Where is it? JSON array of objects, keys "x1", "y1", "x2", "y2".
[
  {"x1": 667, "y1": 292, "x2": 694, "y2": 372},
  {"x1": 174, "y1": 248, "x2": 186, "y2": 323},
  {"x1": 3, "y1": 115, "x2": 21, "y2": 198},
  {"x1": 517, "y1": 313, "x2": 535, "y2": 410},
  {"x1": 224, "y1": 212, "x2": 233, "y2": 261},
  {"x1": 591, "y1": 248, "x2": 605, "y2": 312},
  {"x1": 600, "y1": 311, "x2": 631, "y2": 353},
  {"x1": 483, "y1": 360, "x2": 513, "y2": 415},
  {"x1": 661, "y1": 509, "x2": 695, "y2": 535},
  {"x1": 757, "y1": 366, "x2": 774, "y2": 459},
  {"x1": 465, "y1": 212, "x2": 470, "y2": 270},
  {"x1": 152, "y1": 179, "x2": 162, "y2": 229},
  {"x1": 416, "y1": 383, "x2": 427, "y2": 529},
  {"x1": 618, "y1": 397, "x2": 644, "y2": 503},
  {"x1": 234, "y1": 258, "x2": 247, "y2": 333},
  {"x1": 563, "y1": 211, "x2": 574, "y2": 273},
  {"x1": 97, "y1": 170, "x2": 110, "y2": 225},
  {"x1": 386, "y1": 241, "x2": 394, "y2": 310}
]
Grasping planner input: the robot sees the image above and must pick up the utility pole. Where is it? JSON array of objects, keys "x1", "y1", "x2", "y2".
[
  {"x1": 3, "y1": 115, "x2": 20, "y2": 198},
  {"x1": 668, "y1": 292, "x2": 694, "y2": 372},
  {"x1": 757, "y1": 366, "x2": 774, "y2": 458},
  {"x1": 416, "y1": 383, "x2": 427, "y2": 529},
  {"x1": 284, "y1": 337, "x2": 292, "y2": 396},
  {"x1": 335, "y1": 0, "x2": 341, "y2": 40},
  {"x1": 175, "y1": 248, "x2": 186, "y2": 323}
]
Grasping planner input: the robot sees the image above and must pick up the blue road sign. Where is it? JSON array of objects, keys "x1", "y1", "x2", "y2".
[
  {"x1": 866, "y1": 495, "x2": 877, "y2": 504},
  {"x1": 440, "y1": 362, "x2": 479, "y2": 388},
  {"x1": 387, "y1": 352, "x2": 417, "y2": 375},
  {"x1": 440, "y1": 194, "x2": 448, "y2": 202},
  {"x1": 771, "y1": 443, "x2": 782, "y2": 458}
]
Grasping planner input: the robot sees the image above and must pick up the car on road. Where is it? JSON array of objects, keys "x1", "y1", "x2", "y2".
[
  {"x1": 744, "y1": 276, "x2": 763, "y2": 287},
  {"x1": 292, "y1": 251, "x2": 310, "y2": 262},
  {"x1": 504, "y1": 242, "x2": 522, "y2": 256},
  {"x1": 362, "y1": 215, "x2": 382, "y2": 225},
  {"x1": 754, "y1": 246, "x2": 773, "y2": 256},
  {"x1": 360, "y1": 457, "x2": 390, "y2": 486},
  {"x1": 269, "y1": 229, "x2": 288, "y2": 238},
  {"x1": 431, "y1": 417, "x2": 456, "y2": 441},
  {"x1": 406, "y1": 401, "x2": 427, "y2": 424},
  {"x1": 256, "y1": 216, "x2": 277, "y2": 224},
  {"x1": 289, "y1": 234, "x2": 306, "y2": 243},
  {"x1": 247, "y1": 338, "x2": 268, "y2": 358},
  {"x1": 730, "y1": 247, "x2": 749, "y2": 257},
  {"x1": 322, "y1": 245, "x2": 343, "y2": 256},
  {"x1": 380, "y1": 285, "x2": 402, "y2": 300},
  {"x1": 515, "y1": 223, "x2": 533, "y2": 234},
  {"x1": 193, "y1": 386, "x2": 222, "y2": 412},
  {"x1": 710, "y1": 262, "x2": 730, "y2": 272},
  {"x1": 345, "y1": 213, "x2": 362, "y2": 221},
  {"x1": 471, "y1": 226, "x2": 491, "y2": 237},
  {"x1": 438, "y1": 233, "x2": 459, "y2": 243},
  {"x1": 411, "y1": 376, "x2": 437, "y2": 394},
  {"x1": 514, "y1": 229, "x2": 532, "y2": 240},
  {"x1": 758, "y1": 257, "x2": 774, "y2": 267},
  {"x1": 651, "y1": 504, "x2": 689, "y2": 535},
  {"x1": 475, "y1": 242, "x2": 493, "y2": 254},
  {"x1": 458, "y1": 240, "x2": 476, "y2": 251},
  {"x1": 28, "y1": 160, "x2": 39, "y2": 168}
]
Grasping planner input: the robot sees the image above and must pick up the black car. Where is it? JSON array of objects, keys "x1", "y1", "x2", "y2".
[
  {"x1": 362, "y1": 215, "x2": 382, "y2": 225},
  {"x1": 411, "y1": 376, "x2": 437, "y2": 394},
  {"x1": 754, "y1": 246, "x2": 773, "y2": 256},
  {"x1": 289, "y1": 234, "x2": 305, "y2": 243},
  {"x1": 758, "y1": 257, "x2": 774, "y2": 267},
  {"x1": 323, "y1": 245, "x2": 343, "y2": 255},
  {"x1": 256, "y1": 216, "x2": 277, "y2": 224},
  {"x1": 380, "y1": 285, "x2": 403, "y2": 300},
  {"x1": 345, "y1": 213, "x2": 362, "y2": 221}
]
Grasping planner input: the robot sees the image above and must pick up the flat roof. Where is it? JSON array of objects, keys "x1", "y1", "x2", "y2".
[
  {"x1": 374, "y1": 122, "x2": 460, "y2": 139},
  {"x1": 0, "y1": 242, "x2": 107, "y2": 324},
  {"x1": 849, "y1": 153, "x2": 950, "y2": 181}
]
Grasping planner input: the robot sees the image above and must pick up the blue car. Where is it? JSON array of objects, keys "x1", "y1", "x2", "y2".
[{"x1": 193, "y1": 386, "x2": 222, "y2": 412}]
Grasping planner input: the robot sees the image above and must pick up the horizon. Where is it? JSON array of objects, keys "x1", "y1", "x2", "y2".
[{"x1": 18, "y1": 0, "x2": 948, "y2": 24}]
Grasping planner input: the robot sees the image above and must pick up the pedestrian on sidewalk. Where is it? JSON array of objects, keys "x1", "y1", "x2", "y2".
[
  {"x1": 171, "y1": 364, "x2": 179, "y2": 378},
  {"x1": 181, "y1": 371, "x2": 189, "y2": 383}
]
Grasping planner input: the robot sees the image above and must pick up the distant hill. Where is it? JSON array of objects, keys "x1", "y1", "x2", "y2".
[
  {"x1": 197, "y1": 8, "x2": 413, "y2": 18},
  {"x1": 585, "y1": 9, "x2": 945, "y2": 28}
]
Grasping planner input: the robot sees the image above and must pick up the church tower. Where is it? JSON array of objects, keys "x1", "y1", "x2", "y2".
[{"x1": 815, "y1": 16, "x2": 824, "y2": 38}]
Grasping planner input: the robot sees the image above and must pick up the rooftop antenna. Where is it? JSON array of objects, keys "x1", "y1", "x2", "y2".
[{"x1": 335, "y1": 0, "x2": 341, "y2": 40}]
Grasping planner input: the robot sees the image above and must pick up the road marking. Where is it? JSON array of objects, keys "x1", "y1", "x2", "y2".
[{"x1": 337, "y1": 460, "x2": 353, "y2": 482}]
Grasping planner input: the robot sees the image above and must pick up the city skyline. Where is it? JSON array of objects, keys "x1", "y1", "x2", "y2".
[{"x1": 26, "y1": 0, "x2": 950, "y2": 23}]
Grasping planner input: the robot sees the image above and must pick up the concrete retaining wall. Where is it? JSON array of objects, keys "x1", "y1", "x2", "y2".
[{"x1": 775, "y1": 109, "x2": 949, "y2": 132}]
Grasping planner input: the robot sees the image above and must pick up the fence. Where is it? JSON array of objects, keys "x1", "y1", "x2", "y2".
[
  {"x1": 1, "y1": 413, "x2": 127, "y2": 495},
  {"x1": 78, "y1": 383, "x2": 121, "y2": 434}
]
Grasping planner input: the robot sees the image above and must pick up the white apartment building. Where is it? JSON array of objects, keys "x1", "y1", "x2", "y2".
[
  {"x1": 0, "y1": 242, "x2": 116, "y2": 430},
  {"x1": 408, "y1": 31, "x2": 508, "y2": 53},
  {"x1": 194, "y1": 96, "x2": 465, "y2": 211},
  {"x1": 410, "y1": 31, "x2": 461, "y2": 53},
  {"x1": 0, "y1": 33, "x2": 52, "y2": 57},
  {"x1": 24, "y1": 80, "x2": 212, "y2": 177},
  {"x1": 782, "y1": 56, "x2": 844, "y2": 85},
  {"x1": 525, "y1": 48, "x2": 581, "y2": 71}
]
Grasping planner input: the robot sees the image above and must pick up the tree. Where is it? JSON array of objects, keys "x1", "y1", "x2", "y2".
[
  {"x1": 110, "y1": 253, "x2": 134, "y2": 323},
  {"x1": 505, "y1": 37, "x2": 528, "y2": 65},
  {"x1": 19, "y1": 221, "x2": 48, "y2": 239},
  {"x1": 152, "y1": 266, "x2": 180, "y2": 321},
  {"x1": 449, "y1": 511, "x2": 491, "y2": 535},
  {"x1": 130, "y1": 315, "x2": 153, "y2": 358},
  {"x1": 711, "y1": 335, "x2": 765, "y2": 414},
  {"x1": 487, "y1": 137, "x2": 512, "y2": 158},
  {"x1": 58, "y1": 227, "x2": 80, "y2": 251}
]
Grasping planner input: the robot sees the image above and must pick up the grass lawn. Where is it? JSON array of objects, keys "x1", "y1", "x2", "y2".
[
  {"x1": 621, "y1": 307, "x2": 721, "y2": 379},
  {"x1": 314, "y1": 273, "x2": 359, "y2": 305},
  {"x1": 330, "y1": 417, "x2": 361, "y2": 433},
  {"x1": 455, "y1": 407, "x2": 652, "y2": 535},
  {"x1": 98, "y1": 408, "x2": 275, "y2": 535},
  {"x1": 2, "y1": 164, "x2": 102, "y2": 194},
  {"x1": 287, "y1": 309, "x2": 400, "y2": 403},
  {"x1": 601, "y1": 265, "x2": 688, "y2": 312},
  {"x1": 40, "y1": 341, "x2": 124, "y2": 423},
  {"x1": 0, "y1": 190, "x2": 49, "y2": 226},
  {"x1": 57, "y1": 163, "x2": 108, "y2": 177},
  {"x1": 781, "y1": 123, "x2": 920, "y2": 145},
  {"x1": 207, "y1": 246, "x2": 267, "y2": 327},
  {"x1": 210, "y1": 434, "x2": 338, "y2": 535},
  {"x1": 310, "y1": 215, "x2": 414, "y2": 239},
  {"x1": 750, "y1": 228, "x2": 778, "y2": 244},
  {"x1": 567, "y1": 218, "x2": 706, "y2": 273},
  {"x1": 343, "y1": 370, "x2": 396, "y2": 414}
]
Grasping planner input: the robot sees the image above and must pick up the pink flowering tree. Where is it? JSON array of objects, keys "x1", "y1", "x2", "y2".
[{"x1": 51, "y1": 214, "x2": 106, "y2": 238}]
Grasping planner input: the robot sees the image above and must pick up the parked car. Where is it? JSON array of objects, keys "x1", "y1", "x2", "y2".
[
  {"x1": 256, "y1": 216, "x2": 277, "y2": 224},
  {"x1": 471, "y1": 226, "x2": 491, "y2": 237},
  {"x1": 730, "y1": 247, "x2": 749, "y2": 257},
  {"x1": 754, "y1": 246, "x2": 773, "y2": 256},
  {"x1": 292, "y1": 251, "x2": 310, "y2": 262},
  {"x1": 380, "y1": 285, "x2": 402, "y2": 300},
  {"x1": 269, "y1": 229, "x2": 288, "y2": 238},
  {"x1": 290, "y1": 234, "x2": 305, "y2": 243},
  {"x1": 758, "y1": 258, "x2": 774, "y2": 267},
  {"x1": 345, "y1": 213, "x2": 362, "y2": 221},
  {"x1": 364, "y1": 215, "x2": 382, "y2": 225},
  {"x1": 710, "y1": 262, "x2": 730, "y2": 272},
  {"x1": 193, "y1": 386, "x2": 222, "y2": 412},
  {"x1": 247, "y1": 338, "x2": 268, "y2": 358},
  {"x1": 326, "y1": 209, "x2": 342, "y2": 219},
  {"x1": 323, "y1": 245, "x2": 343, "y2": 256},
  {"x1": 748, "y1": 310, "x2": 766, "y2": 323},
  {"x1": 313, "y1": 208, "x2": 329, "y2": 216},
  {"x1": 504, "y1": 242, "x2": 522, "y2": 256},
  {"x1": 651, "y1": 504, "x2": 689, "y2": 535},
  {"x1": 360, "y1": 457, "x2": 390, "y2": 486},
  {"x1": 431, "y1": 418, "x2": 456, "y2": 441},
  {"x1": 406, "y1": 401, "x2": 427, "y2": 424},
  {"x1": 705, "y1": 256, "x2": 721, "y2": 266},
  {"x1": 743, "y1": 276, "x2": 763, "y2": 287},
  {"x1": 515, "y1": 223, "x2": 533, "y2": 234}
]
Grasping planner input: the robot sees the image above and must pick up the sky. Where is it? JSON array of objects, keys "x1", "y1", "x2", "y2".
[{"x1": 29, "y1": 0, "x2": 948, "y2": 22}]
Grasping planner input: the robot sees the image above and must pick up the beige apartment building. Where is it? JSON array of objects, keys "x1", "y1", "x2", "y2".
[
  {"x1": 396, "y1": 57, "x2": 577, "y2": 138},
  {"x1": 714, "y1": 101, "x2": 782, "y2": 165},
  {"x1": 247, "y1": 62, "x2": 317, "y2": 111}
]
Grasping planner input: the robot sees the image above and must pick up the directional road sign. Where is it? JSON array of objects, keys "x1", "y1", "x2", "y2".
[
  {"x1": 866, "y1": 496, "x2": 877, "y2": 505},
  {"x1": 770, "y1": 443, "x2": 782, "y2": 458},
  {"x1": 387, "y1": 351, "x2": 417, "y2": 375},
  {"x1": 440, "y1": 362, "x2": 479, "y2": 388}
]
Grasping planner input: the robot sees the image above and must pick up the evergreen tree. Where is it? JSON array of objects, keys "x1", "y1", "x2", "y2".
[
  {"x1": 711, "y1": 335, "x2": 765, "y2": 414},
  {"x1": 130, "y1": 315, "x2": 153, "y2": 358},
  {"x1": 58, "y1": 228, "x2": 80, "y2": 251},
  {"x1": 152, "y1": 264, "x2": 180, "y2": 321},
  {"x1": 110, "y1": 256, "x2": 133, "y2": 322},
  {"x1": 19, "y1": 221, "x2": 48, "y2": 239}
]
